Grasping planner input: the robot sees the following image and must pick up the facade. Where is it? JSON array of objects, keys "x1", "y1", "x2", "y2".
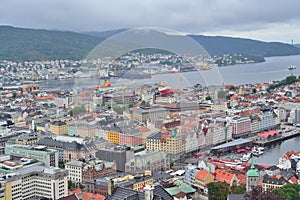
[
  {"x1": 258, "y1": 111, "x2": 276, "y2": 131},
  {"x1": 15, "y1": 134, "x2": 40, "y2": 145},
  {"x1": 146, "y1": 132, "x2": 185, "y2": 160},
  {"x1": 185, "y1": 164, "x2": 200, "y2": 186},
  {"x1": 125, "y1": 151, "x2": 170, "y2": 172},
  {"x1": 50, "y1": 120, "x2": 69, "y2": 135},
  {"x1": 0, "y1": 166, "x2": 68, "y2": 200},
  {"x1": 262, "y1": 176, "x2": 287, "y2": 192},
  {"x1": 107, "y1": 131, "x2": 120, "y2": 145},
  {"x1": 96, "y1": 146, "x2": 134, "y2": 172},
  {"x1": 37, "y1": 137, "x2": 97, "y2": 163},
  {"x1": 231, "y1": 116, "x2": 251, "y2": 138},
  {"x1": 133, "y1": 107, "x2": 168, "y2": 124},
  {"x1": 5, "y1": 144, "x2": 58, "y2": 167},
  {"x1": 194, "y1": 170, "x2": 214, "y2": 191},
  {"x1": 65, "y1": 158, "x2": 116, "y2": 184}
]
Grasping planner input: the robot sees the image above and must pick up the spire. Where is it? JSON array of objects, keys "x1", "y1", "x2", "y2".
[{"x1": 250, "y1": 156, "x2": 255, "y2": 169}]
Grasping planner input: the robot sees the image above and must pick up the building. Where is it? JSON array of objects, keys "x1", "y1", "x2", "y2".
[
  {"x1": 215, "y1": 169, "x2": 239, "y2": 187},
  {"x1": 5, "y1": 144, "x2": 58, "y2": 167},
  {"x1": 85, "y1": 171, "x2": 153, "y2": 196},
  {"x1": 246, "y1": 158, "x2": 260, "y2": 192},
  {"x1": 231, "y1": 116, "x2": 251, "y2": 138},
  {"x1": 0, "y1": 155, "x2": 44, "y2": 174},
  {"x1": 65, "y1": 158, "x2": 116, "y2": 185},
  {"x1": 106, "y1": 184, "x2": 173, "y2": 200},
  {"x1": 125, "y1": 151, "x2": 170, "y2": 172},
  {"x1": 133, "y1": 107, "x2": 168, "y2": 124},
  {"x1": 0, "y1": 166, "x2": 68, "y2": 200},
  {"x1": 37, "y1": 136, "x2": 97, "y2": 163},
  {"x1": 194, "y1": 170, "x2": 214, "y2": 192},
  {"x1": 185, "y1": 164, "x2": 200, "y2": 186},
  {"x1": 50, "y1": 120, "x2": 69, "y2": 135},
  {"x1": 146, "y1": 131, "x2": 185, "y2": 160},
  {"x1": 96, "y1": 146, "x2": 134, "y2": 172},
  {"x1": 14, "y1": 133, "x2": 40, "y2": 145},
  {"x1": 262, "y1": 176, "x2": 288, "y2": 192}
]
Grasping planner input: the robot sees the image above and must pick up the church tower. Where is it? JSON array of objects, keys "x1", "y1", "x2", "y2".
[{"x1": 246, "y1": 156, "x2": 260, "y2": 192}]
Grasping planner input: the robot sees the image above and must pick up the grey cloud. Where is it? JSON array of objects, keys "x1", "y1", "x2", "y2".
[{"x1": 0, "y1": 0, "x2": 300, "y2": 42}]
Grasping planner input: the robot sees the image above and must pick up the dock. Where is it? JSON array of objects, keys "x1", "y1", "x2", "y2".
[{"x1": 254, "y1": 130, "x2": 300, "y2": 146}]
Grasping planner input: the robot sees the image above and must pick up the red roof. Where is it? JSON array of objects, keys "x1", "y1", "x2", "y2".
[
  {"x1": 195, "y1": 170, "x2": 209, "y2": 181},
  {"x1": 215, "y1": 169, "x2": 235, "y2": 185},
  {"x1": 258, "y1": 130, "x2": 279, "y2": 138}
]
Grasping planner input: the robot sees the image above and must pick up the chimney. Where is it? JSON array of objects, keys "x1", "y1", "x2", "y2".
[
  {"x1": 144, "y1": 185, "x2": 154, "y2": 200},
  {"x1": 108, "y1": 178, "x2": 114, "y2": 195}
]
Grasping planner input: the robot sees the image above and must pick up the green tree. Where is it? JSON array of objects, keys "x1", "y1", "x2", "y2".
[
  {"x1": 170, "y1": 158, "x2": 174, "y2": 168},
  {"x1": 68, "y1": 180, "x2": 74, "y2": 189},
  {"x1": 206, "y1": 96, "x2": 212, "y2": 101},
  {"x1": 12, "y1": 92, "x2": 17, "y2": 98},
  {"x1": 276, "y1": 184, "x2": 300, "y2": 200},
  {"x1": 231, "y1": 185, "x2": 246, "y2": 194},
  {"x1": 229, "y1": 86, "x2": 236, "y2": 91},
  {"x1": 244, "y1": 185, "x2": 285, "y2": 200},
  {"x1": 208, "y1": 182, "x2": 230, "y2": 200},
  {"x1": 252, "y1": 88, "x2": 257, "y2": 94},
  {"x1": 79, "y1": 183, "x2": 84, "y2": 190}
]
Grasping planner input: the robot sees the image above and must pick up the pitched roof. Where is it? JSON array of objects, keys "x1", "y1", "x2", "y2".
[
  {"x1": 215, "y1": 169, "x2": 235, "y2": 185},
  {"x1": 195, "y1": 170, "x2": 209, "y2": 181}
]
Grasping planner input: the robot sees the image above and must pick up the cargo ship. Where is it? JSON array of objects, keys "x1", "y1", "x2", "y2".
[{"x1": 158, "y1": 82, "x2": 174, "y2": 96}]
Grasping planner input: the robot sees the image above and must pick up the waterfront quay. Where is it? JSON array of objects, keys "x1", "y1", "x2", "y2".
[{"x1": 254, "y1": 129, "x2": 300, "y2": 146}]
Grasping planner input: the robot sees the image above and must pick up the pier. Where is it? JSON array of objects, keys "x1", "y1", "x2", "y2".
[{"x1": 254, "y1": 130, "x2": 300, "y2": 146}]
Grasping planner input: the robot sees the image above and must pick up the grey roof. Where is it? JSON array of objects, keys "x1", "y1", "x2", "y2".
[
  {"x1": 106, "y1": 185, "x2": 173, "y2": 200},
  {"x1": 37, "y1": 137, "x2": 96, "y2": 152},
  {"x1": 211, "y1": 139, "x2": 252, "y2": 150}
]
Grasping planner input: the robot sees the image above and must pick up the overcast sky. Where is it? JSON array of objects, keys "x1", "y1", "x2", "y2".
[{"x1": 1, "y1": 0, "x2": 300, "y2": 43}]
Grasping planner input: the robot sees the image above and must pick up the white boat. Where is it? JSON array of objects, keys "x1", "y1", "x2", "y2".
[
  {"x1": 241, "y1": 153, "x2": 251, "y2": 162},
  {"x1": 288, "y1": 65, "x2": 296, "y2": 70}
]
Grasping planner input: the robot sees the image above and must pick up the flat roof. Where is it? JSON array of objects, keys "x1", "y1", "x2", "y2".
[{"x1": 211, "y1": 138, "x2": 252, "y2": 150}]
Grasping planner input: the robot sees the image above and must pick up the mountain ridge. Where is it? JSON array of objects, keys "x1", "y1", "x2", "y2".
[{"x1": 1, "y1": 25, "x2": 300, "y2": 61}]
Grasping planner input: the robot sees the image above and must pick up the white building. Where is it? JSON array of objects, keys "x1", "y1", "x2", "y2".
[
  {"x1": 65, "y1": 160, "x2": 84, "y2": 184},
  {"x1": 1, "y1": 166, "x2": 68, "y2": 200},
  {"x1": 5, "y1": 144, "x2": 59, "y2": 167}
]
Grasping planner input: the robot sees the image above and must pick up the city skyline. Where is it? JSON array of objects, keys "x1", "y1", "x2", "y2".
[{"x1": 1, "y1": 0, "x2": 300, "y2": 43}]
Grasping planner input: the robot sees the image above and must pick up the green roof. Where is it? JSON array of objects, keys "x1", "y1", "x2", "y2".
[
  {"x1": 247, "y1": 157, "x2": 259, "y2": 177},
  {"x1": 165, "y1": 179, "x2": 196, "y2": 196},
  {"x1": 246, "y1": 169, "x2": 259, "y2": 177}
]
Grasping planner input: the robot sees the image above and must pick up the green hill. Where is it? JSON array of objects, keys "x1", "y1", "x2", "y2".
[
  {"x1": 0, "y1": 26, "x2": 104, "y2": 61},
  {"x1": 0, "y1": 26, "x2": 300, "y2": 61},
  {"x1": 189, "y1": 35, "x2": 300, "y2": 57}
]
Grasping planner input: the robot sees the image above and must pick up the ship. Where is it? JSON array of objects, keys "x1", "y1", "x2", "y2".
[
  {"x1": 91, "y1": 79, "x2": 111, "y2": 90},
  {"x1": 169, "y1": 67, "x2": 180, "y2": 73},
  {"x1": 158, "y1": 82, "x2": 174, "y2": 96},
  {"x1": 288, "y1": 65, "x2": 296, "y2": 70}
]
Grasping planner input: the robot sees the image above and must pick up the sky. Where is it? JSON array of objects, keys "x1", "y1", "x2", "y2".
[{"x1": 1, "y1": 0, "x2": 300, "y2": 43}]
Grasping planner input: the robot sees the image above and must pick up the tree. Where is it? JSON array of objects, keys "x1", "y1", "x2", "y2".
[
  {"x1": 207, "y1": 182, "x2": 230, "y2": 200},
  {"x1": 12, "y1": 92, "x2": 17, "y2": 98},
  {"x1": 229, "y1": 86, "x2": 236, "y2": 91},
  {"x1": 170, "y1": 158, "x2": 174, "y2": 168},
  {"x1": 252, "y1": 88, "x2": 257, "y2": 94},
  {"x1": 79, "y1": 183, "x2": 84, "y2": 190},
  {"x1": 206, "y1": 96, "x2": 212, "y2": 101},
  {"x1": 231, "y1": 185, "x2": 246, "y2": 194},
  {"x1": 68, "y1": 180, "x2": 74, "y2": 189},
  {"x1": 244, "y1": 186, "x2": 285, "y2": 200},
  {"x1": 276, "y1": 184, "x2": 300, "y2": 200}
]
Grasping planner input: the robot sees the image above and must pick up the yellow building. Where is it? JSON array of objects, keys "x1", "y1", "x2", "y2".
[
  {"x1": 146, "y1": 131, "x2": 185, "y2": 160},
  {"x1": 107, "y1": 131, "x2": 120, "y2": 145},
  {"x1": 50, "y1": 121, "x2": 69, "y2": 135},
  {"x1": 15, "y1": 134, "x2": 40, "y2": 145}
]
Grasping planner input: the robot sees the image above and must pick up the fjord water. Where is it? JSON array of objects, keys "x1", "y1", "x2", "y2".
[{"x1": 39, "y1": 54, "x2": 300, "y2": 165}]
